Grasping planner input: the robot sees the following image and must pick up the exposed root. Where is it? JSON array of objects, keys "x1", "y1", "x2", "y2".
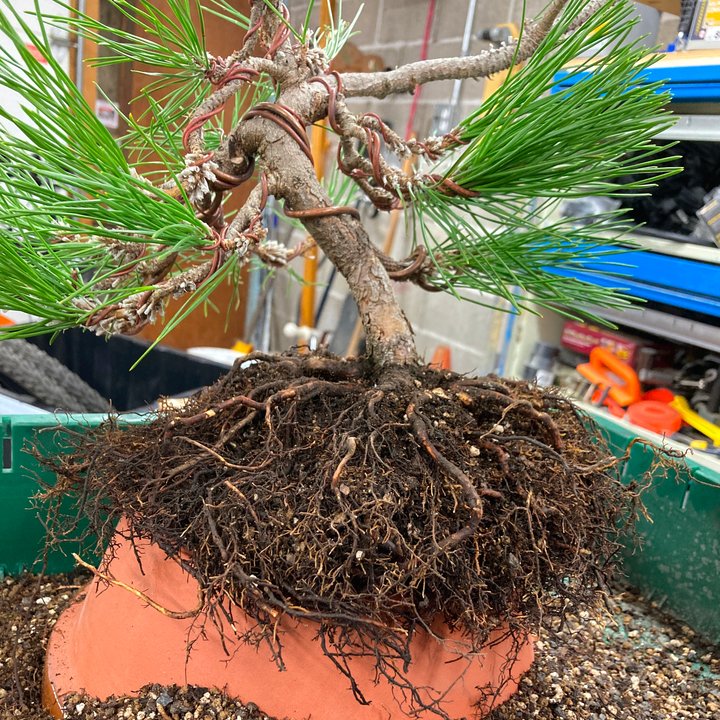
[
  {"x1": 41, "y1": 352, "x2": 639, "y2": 718},
  {"x1": 407, "y1": 392, "x2": 502, "y2": 551},
  {"x1": 72, "y1": 554, "x2": 204, "y2": 620},
  {"x1": 332, "y1": 435, "x2": 358, "y2": 489}
]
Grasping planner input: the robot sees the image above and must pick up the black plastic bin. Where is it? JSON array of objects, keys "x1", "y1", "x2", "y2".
[{"x1": 27, "y1": 330, "x2": 228, "y2": 411}]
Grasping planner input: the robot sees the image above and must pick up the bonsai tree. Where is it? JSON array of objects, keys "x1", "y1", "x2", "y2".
[{"x1": 0, "y1": 0, "x2": 676, "y2": 716}]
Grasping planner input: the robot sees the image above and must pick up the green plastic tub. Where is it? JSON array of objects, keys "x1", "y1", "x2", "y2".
[
  {"x1": 585, "y1": 405, "x2": 720, "y2": 644},
  {"x1": 0, "y1": 413, "x2": 143, "y2": 576},
  {"x1": 1, "y1": 408, "x2": 719, "y2": 642}
]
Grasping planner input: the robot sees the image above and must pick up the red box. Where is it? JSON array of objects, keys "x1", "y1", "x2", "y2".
[{"x1": 560, "y1": 322, "x2": 643, "y2": 367}]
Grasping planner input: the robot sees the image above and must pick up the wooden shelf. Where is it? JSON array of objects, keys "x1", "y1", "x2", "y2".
[{"x1": 637, "y1": 0, "x2": 681, "y2": 15}]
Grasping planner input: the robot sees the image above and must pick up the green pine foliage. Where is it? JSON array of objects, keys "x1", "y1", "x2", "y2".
[
  {"x1": 0, "y1": 1, "x2": 210, "y2": 337},
  {"x1": 314, "y1": 0, "x2": 364, "y2": 60},
  {"x1": 48, "y1": 0, "x2": 215, "y2": 170},
  {"x1": 0, "y1": 0, "x2": 681, "y2": 343},
  {"x1": 409, "y1": 0, "x2": 678, "y2": 320},
  {"x1": 0, "y1": 0, "x2": 361, "y2": 344}
]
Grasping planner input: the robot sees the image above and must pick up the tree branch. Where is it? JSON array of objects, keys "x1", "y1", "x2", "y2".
[
  {"x1": 290, "y1": 184, "x2": 419, "y2": 365},
  {"x1": 238, "y1": 0, "x2": 270, "y2": 60},
  {"x1": 225, "y1": 105, "x2": 417, "y2": 364},
  {"x1": 340, "y1": 0, "x2": 604, "y2": 99},
  {"x1": 226, "y1": 180, "x2": 268, "y2": 243},
  {"x1": 208, "y1": 0, "x2": 609, "y2": 366}
]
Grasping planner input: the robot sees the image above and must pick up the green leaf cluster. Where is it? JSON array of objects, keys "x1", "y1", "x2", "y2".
[
  {"x1": 314, "y1": 0, "x2": 364, "y2": 61},
  {"x1": 410, "y1": 0, "x2": 679, "y2": 321},
  {"x1": 46, "y1": 0, "x2": 213, "y2": 165},
  {"x1": 47, "y1": 0, "x2": 258, "y2": 174},
  {"x1": 52, "y1": 0, "x2": 208, "y2": 72},
  {"x1": 0, "y1": 1, "x2": 209, "y2": 337}
]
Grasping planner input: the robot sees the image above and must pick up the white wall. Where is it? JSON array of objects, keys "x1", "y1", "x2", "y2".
[{"x1": 0, "y1": 1, "x2": 71, "y2": 130}]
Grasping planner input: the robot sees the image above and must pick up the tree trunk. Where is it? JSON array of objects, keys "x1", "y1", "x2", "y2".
[{"x1": 225, "y1": 111, "x2": 419, "y2": 367}]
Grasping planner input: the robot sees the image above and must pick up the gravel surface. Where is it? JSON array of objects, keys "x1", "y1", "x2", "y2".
[
  {"x1": 1, "y1": 572, "x2": 87, "y2": 719},
  {"x1": 1, "y1": 573, "x2": 718, "y2": 719},
  {"x1": 490, "y1": 587, "x2": 720, "y2": 720}
]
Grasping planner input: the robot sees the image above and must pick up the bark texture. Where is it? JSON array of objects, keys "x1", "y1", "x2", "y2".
[
  {"x1": 226, "y1": 104, "x2": 418, "y2": 366},
  {"x1": 131, "y1": 0, "x2": 613, "y2": 366}
]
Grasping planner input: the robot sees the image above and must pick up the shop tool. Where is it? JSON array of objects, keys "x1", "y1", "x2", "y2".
[
  {"x1": 576, "y1": 348, "x2": 684, "y2": 436},
  {"x1": 576, "y1": 347, "x2": 642, "y2": 408},
  {"x1": 670, "y1": 394, "x2": 720, "y2": 446}
]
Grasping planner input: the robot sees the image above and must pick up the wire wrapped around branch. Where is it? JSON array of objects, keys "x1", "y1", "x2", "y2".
[
  {"x1": 284, "y1": 205, "x2": 360, "y2": 221},
  {"x1": 183, "y1": 67, "x2": 260, "y2": 154},
  {"x1": 375, "y1": 245, "x2": 458, "y2": 294},
  {"x1": 265, "y1": 3, "x2": 292, "y2": 58},
  {"x1": 244, "y1": 102, "x2": 314, "y2": 164},
  {"x1": 238, "y1": 0, "x2": 291, "y2": 61},
  {"x1": 425, "y1": 173, "x2": 480, "y2": 199},
  {"x1": 386, "y1": 247, "x2": 428, "y2": 280},
  {"x1": 310, "y1": 71, "x2": 467, "y2": 210}
]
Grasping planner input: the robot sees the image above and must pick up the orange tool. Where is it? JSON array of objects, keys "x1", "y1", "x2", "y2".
[
  {"x1": 430, "y1": 345, "x2": 452, "y2": 371},
  {"x1": 626, "y1": 401, "x2": 682, "y2": 436},
  {"x1": 576, "y1": 347, "x2": 642, "y2": 407}
]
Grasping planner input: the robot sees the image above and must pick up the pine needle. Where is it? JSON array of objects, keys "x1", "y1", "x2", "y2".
[
  {"x1": 0, "y1": 1, "x2": 210, "y2": 338},
  {"x1": 410, "y1": 0, "x2": 679, "y2": 320}
]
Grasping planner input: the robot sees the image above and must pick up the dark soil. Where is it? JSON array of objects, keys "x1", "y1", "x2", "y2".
[
  {"x1": 0, "y1": 571, "x2": 272, "y2": 720},
  {"x1": 40, "y1": 352, "x2": 639, "y2": 715},
  {"x1": 1, "y1": 572, "x2": 717, "y2": 719},
  {"x1": 489, "y1": 587, "x2": 720, "y2": 720},
  {"x1": 0, "y1": 571, "x2": 85, "y2": 719}
]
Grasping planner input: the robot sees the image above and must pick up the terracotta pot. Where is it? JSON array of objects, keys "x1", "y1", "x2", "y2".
[{"x1": 44, "y1": 521, "x2": 534, "y2": 719}]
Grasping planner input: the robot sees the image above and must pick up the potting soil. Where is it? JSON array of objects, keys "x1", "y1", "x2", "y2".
[{"x1": 1, "y1": 572, "x2": 718, "y2": 719}]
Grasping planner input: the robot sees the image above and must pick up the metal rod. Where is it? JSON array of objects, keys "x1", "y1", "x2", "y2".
[
  {"x1": 74, "y1": 0, "x2": 85, "y2": 91},
  {"x1": 447, "y1": 0, "x2": 478, "y2": 115}
]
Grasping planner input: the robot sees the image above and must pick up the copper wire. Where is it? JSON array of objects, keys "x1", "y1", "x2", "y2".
[
  {"x1": 284, "y1": 205, "x2": 360, "y2": 221},
  {"x1": 185, "y1": 64, "x2": 258, "y2": 152},
  {"x1": 222, "y1": 65, "x2": 259, "y2": 86},
  {"x1": 368, "y1": 129, "x2": 387, "y2": 185},
  {"x1": 110, "y1": 245, "x2": 148, "y2": 278},
  {"x1": 387, "y1": 247, "x2": 428, "y2": 280},
  {"x1": 309, "y1": 76, "x2": 342, "y2": 133},
  {"x1": 425, "y1": 174, "x2": 479, "y2": 199},
  {"x1": 244, "y1": 102, "x2": 313, "y2": 163},
  {"x1": 243, "y1": 14, "x2": 263, "y2": 47},
  {"x1": 182, "y1": 105, "x2": 225, "y2": 153},
  {"x1": 212, "y1": 158, "x2": 256, "y2": 189},
  {"x1": 361, "y1": 112, "x2": 397, "y2": 147},
  {"x1": 266, "y1": 4, "x2": 291, "y2": 57}
]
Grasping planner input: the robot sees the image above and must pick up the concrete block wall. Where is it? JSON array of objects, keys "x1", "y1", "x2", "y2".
[
  {"x1": 272, "y1": 2, "x2": 678, "y2": 374},
  {"x1": 286, "y1": 0, "x2": 547, "y2": 140}
]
